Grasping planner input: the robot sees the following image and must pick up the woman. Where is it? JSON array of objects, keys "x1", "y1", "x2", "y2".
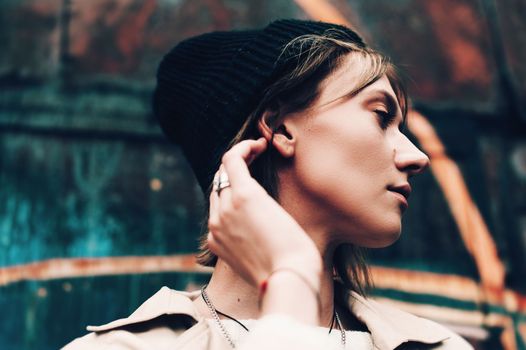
[{"x1": 64, "y1": 19, "x2": 473, "y2": 349}]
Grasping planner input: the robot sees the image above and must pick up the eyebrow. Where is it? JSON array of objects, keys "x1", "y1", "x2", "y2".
[
  {"x1": 362, "y1": 89, "x2": 399, "y2": 113},
  {"x1": 317, "y1": 85, "x2": 399, "y2": 112},
  {"x1": 310, "y1": 86, "x2": 408, "y2": 130}
]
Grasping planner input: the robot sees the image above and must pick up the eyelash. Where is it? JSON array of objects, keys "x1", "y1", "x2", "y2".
[{"x1": 374, "y1": 109, "x2": 396, "y2": 129}]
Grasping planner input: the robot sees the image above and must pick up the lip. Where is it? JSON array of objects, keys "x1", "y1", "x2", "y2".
[
  {"x1": 389, "y1": 190, "x2": 409, "y2": 210},
  {"x1": 387, "y1": 183, "x2": 411, "y2": 210}
]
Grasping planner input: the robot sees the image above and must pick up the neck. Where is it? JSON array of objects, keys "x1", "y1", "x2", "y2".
[
  {"x1": 199, "y1": 172, "x2": 343, "y2": 327},
  {"x1": 200, "y1": 253, "x2": 337, "y2": 327}
]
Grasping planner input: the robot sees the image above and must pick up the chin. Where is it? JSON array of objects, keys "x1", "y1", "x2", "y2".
[
  {"x1": 335, "y1": 213, "x2": 402, "y2": 248},
  {"x1": 368, "y1": 232, "x2": 401, "y2": 248},
  {"x1": 359, "y1": 225, "x2": 402, "y2": 248}
]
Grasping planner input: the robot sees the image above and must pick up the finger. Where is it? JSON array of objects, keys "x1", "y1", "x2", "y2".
[
  {"x1": 216, "y1": 164, "x2": 233, "y2": 211},
  {"x1": 208, "y1": 170, "x2": 221, "y2": 228},
  {"x1": 206, "y1": 231, "x2": 220, "y2": 255},
  {"x1": 221, "y1": 138, "x2": 267, "y2": 188},
  {"x1": 245, "y1": 137, "x2": 268, "y2": 166}
]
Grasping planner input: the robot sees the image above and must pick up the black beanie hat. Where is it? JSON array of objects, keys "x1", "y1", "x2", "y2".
[{"x1": 153, "y1": 19, "x2": 364, "y2": 194}]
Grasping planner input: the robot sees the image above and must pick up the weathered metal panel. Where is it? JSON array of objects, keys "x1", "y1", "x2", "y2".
[
  {"x1": 1, "y1": 0, "x2": 526, "y2": 349},
  {"x1": 0, "y1": 132, "x2": 204, "y2": 266}
]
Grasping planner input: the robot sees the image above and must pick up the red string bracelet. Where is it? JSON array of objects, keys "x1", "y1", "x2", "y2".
[{"x1": 260, "y1": 278, "x2": 269, "y2": 295}]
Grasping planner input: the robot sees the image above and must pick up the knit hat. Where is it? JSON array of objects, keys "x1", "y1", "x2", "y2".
[{"x1": 153, "y1": 19, "x2": 364, "y2": 194}]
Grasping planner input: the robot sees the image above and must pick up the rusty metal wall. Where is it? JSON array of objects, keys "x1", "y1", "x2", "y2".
[{"x1": 1, "y1": 1, "x2": 525, "y2": 349}]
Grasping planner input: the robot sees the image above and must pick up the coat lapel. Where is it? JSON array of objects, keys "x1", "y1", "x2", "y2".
[{"x1": 348, "y1": 292, "x2": 450, "y2": 349}]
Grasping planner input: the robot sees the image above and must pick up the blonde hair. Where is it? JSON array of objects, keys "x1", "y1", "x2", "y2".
[{"x1": 197, "y1": 30, "x2": 407, "y2": 296}]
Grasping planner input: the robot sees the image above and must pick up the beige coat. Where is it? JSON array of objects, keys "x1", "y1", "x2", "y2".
[{"x1": 63, "y1": 286, "x2": 473, "y2": 350}]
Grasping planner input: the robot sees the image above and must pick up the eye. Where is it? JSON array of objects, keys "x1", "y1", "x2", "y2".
[{"x1": 374, "y1": 109, "x2": 396, "y2": 129}]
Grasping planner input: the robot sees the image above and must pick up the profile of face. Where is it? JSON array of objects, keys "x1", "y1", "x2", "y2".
[{"x1": 273, "y1": 54, "x2": 429, "y2": 249}]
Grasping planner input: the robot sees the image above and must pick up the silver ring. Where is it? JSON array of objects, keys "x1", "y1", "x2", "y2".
[
  {"x1": 214, "y1": 171, "x2": 230, "y2": 196},
  {"x1": 216, "y1": 180, "x2": 231, "y2": 195}
]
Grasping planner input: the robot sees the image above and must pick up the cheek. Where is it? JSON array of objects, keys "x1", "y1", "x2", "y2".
[
  {"x1": 295, "y1": 120, "x2": 391, "y2": 197},
  {"x1": 292, "y1": 119, "x2": 402, "y2": 245}
]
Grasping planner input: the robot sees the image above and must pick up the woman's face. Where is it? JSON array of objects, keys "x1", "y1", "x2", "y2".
[{"x1": 283, "y1": 58, "x2": 429, "y2": 248}]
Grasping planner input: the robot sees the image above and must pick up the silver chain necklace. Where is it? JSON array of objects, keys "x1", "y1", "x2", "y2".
[
  {"x1": 334, "y1": 306, "x2": 346, "y2": 347},
  {"x1": 201, "y1": 286, "x2": 347, "y2": 348}
]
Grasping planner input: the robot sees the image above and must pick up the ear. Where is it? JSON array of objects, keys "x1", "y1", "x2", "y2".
[{"x1": 257, "y1": 110, "x2": 296, "y2": 158}]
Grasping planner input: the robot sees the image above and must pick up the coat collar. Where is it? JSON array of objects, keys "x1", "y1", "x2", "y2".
[
  {"x1": 347, "y1": 292, "x2": 450, "y2": 349},
  {"x1": 87, "y1": 286, "x2": 450, "y2": 349},
  {"x1": 87, "y1": 287, "x2": 201, "y2": 332}
]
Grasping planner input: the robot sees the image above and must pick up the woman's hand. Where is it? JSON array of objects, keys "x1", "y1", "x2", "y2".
[{"x1": 207, "y1": 138, "x2": 322, "y2": 288}]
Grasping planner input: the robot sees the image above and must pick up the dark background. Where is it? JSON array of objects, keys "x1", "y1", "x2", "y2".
[{"x1": 0, "y1": 0, "x2": 525, "y2": 349}]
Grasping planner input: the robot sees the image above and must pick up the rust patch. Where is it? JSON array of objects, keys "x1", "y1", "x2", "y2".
[
  {"x1": 28, "y1": 0, "x2": 60, "y2": 16},
  {"x1": 424, "y1": 0, "x2": 491, "y2": 86},
  {"x1": 293, "y1": 0, "x2": 353, "y2": 29},
  {"x1": 203, "y1": 0, "x2": 231, "y2": 30},
  {"x1": 69, "y1": 0, "x2": 157, "y2": 73},
  {"x1": 0, "y1": 255, "x2": 212, "y2": 287},
  {"x1": 500, "y1": 324, "x2": 517, "y2": 350},
  {"x1": 2, "y1": 255, "x2": 525, "y2": 316},
  {"x1": 372, "y1": 265, "x2": 526, "y2": 314},
  {"x1": 519, "y1": 323, "x2": 526, "y2": 349},
  {"x1": 116, "y1": 0, "x2": 156, "y2": 57}
]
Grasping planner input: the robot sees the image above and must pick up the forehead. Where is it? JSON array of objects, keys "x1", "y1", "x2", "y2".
[{"x1": 316, "y1": 54, "x2": 397, "y2": 108}]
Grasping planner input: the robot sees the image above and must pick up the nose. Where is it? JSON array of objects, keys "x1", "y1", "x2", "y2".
[{"x1": 394, "y1": 134, "x2": 430, "y2": 176}]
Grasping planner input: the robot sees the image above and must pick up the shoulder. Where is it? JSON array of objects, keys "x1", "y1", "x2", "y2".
[
  {"x1": 62, "y1": 331, "x2": 138, "y2": 350},
  {"x1": 61, "y1": 287, "x2": 204, "y2": 350},
  {"x1": 410, "y1": 315, "x2": 474, "y2": 349},
  {"x1": 348, "y1": 292, "x2": 473, "y2": 350}
]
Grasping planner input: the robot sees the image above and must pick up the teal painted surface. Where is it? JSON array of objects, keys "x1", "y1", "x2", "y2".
[
  {"x1": 0, "y1": 132, "x2": 204, "y2": 266},
  {"x1": 0, "y1": 273, "x2": 210, "y2": 350}
]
